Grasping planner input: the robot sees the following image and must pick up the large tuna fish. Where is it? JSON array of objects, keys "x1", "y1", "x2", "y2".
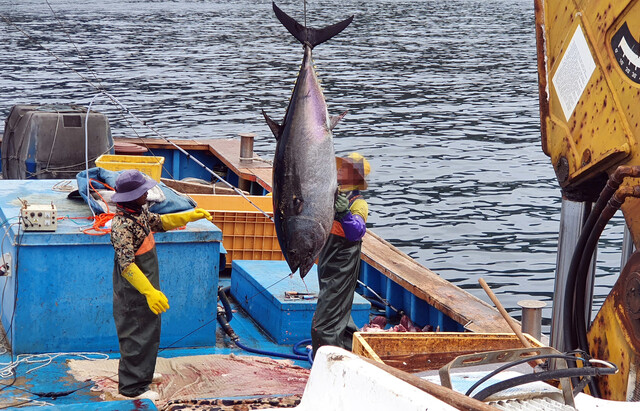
[{"x1": 263, "y1": 2, "x2": 353, "y2": 279}]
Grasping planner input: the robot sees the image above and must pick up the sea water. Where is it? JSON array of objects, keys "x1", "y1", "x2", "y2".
[{"x1": 0, "y1": 0, "x2": 627, "y2": 334}]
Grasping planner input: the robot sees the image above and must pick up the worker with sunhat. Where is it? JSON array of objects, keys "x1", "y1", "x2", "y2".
[
  {"x1": 110, "y1": 169, "x2": 212, "y2": 400},
  {"x1": 311, "y1": 152, "x2": 371, "y2": 358}
]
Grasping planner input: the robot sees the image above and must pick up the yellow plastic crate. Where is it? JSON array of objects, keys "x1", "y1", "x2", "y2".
[
  {"x1": 353, "y1": 332, "x2": 544, "y2": 373},
  {"x1": 190, "y1": 194, "x2": 284, "y2": 267},
  {"x1": 95, "y1": 154, "x2": 165, "y2": 181}
]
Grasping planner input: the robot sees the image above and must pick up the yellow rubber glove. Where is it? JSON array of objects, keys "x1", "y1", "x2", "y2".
[
  {"x1": 160, "y1": 207, "x2": 212, "y2": 230},
  {"x1": 122, "y1": 263, "x2": 170, "y2": 315}
]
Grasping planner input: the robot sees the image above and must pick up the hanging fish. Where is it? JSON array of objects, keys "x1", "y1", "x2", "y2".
[{"x1": 263, "y1": 2, "x2": 353, "y2": 279}]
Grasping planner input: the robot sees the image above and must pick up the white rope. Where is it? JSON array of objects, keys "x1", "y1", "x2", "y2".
[
  {"x1": 0, "y1": 352, "x2": 110, "y2": 379},
  {"x1": 14, "y1": 397, "x2": 54, "y2": 407}
]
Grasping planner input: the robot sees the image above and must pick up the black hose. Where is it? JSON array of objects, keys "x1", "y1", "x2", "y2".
[
  {"x1": 558, "y1": 168, "x2": 638, "y2": 399},
  {"x1": 216, "y1": 305, "x2": 239, "y2": 341},
  {"x1": 564, "y1": 196, "x2": 618, "y2": 399},
  {"x1": 561, "y1": 181, "x2": 614, "y2": 352},
  {"x1": 571, "y1": 187, "x2": 640, "y2": 398},
  {"x1": 472, "y1": 363, "x2": 617, "y2": 402},
  {"x1": 563, "y1": 183, "x2": 640, "y2": 398},
  {"x1": 216, "y1": 287, "x2": 310, "y2": 362},
  {"x1": 465, "y1": 353, "x2": 589, "y2": 397},
  {"x1": 218, "y1": 286, "x2": 233, "y2": 322},
  {"x1": 573, "y1": 199, "x2": 622, "y2": 352},
  {"x1": 561, "y1": 167, "x2": 640, "y2": 352}
]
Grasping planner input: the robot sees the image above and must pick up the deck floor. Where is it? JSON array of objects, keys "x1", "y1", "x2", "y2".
[{"x1": 0, "y1": 277, "x2": 312, "y2": 410}]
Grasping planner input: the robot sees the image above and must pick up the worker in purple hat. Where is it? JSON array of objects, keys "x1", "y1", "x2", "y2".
[{"x1": 110, "y1": 169, "x2": 212, "y2": 401}]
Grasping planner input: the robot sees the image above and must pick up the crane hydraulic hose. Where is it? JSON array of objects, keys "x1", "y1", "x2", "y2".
[
  {"x1": 562, "y1": 174, "x2": 640, "y2": 397},
  {"x1": 573, "y1": 186, "x2": 640, "y2": 352},
  {"x1": 560, "y1": 167, "x2": 640, "y2": 398},
  {"x1": 565, "y1": 188, "x2": 635, "y2": 398},
  {"x1": 561, "y1": 166, "x2": 640, "y2": 353}
]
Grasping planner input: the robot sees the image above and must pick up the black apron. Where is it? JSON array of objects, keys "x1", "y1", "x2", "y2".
[
  {"x1": 113, "y1": 228, "x2": 161, "y2": 397},
  {"x1": 311, "y1": 233, "x2": 362, "y2": 357}
]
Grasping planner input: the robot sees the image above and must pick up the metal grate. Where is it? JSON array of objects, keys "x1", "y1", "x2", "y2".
[{"x1": 490, "y1": 397, "x2": 576, "y2": 410}]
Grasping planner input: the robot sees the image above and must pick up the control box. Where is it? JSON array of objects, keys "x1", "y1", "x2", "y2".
[{"x1": 20, "y1": 202, "x2": 57, "y2": 231}]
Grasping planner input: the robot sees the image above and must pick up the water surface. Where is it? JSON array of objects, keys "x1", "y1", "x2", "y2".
[{"x1": 0, "y1": 0, "x2": 627, "y2": 334}]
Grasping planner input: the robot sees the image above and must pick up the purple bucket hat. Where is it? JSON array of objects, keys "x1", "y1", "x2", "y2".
[{"x1": 111, "y1": 169, "x2": 157, "y2": 203}]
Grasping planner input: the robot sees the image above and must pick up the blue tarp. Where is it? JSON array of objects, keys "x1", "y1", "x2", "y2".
[{"x1": 76, "y1": 167, "x2": 196, "y2": 214}]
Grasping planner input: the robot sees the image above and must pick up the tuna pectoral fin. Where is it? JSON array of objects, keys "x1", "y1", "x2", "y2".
[
  {"x1": 273, "y1": 2, "x2": 353, "y2": 49},
  {"x1": 330, "y1": 110, "x2": 348, "y2": 131},
  {"x1": 262, "y1": 110, "x2": 282, "y2": 140}
]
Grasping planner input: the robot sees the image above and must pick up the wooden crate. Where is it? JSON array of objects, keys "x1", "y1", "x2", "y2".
[{"x1": 353, "y1": 332, "x2": 544, "y2": 373}]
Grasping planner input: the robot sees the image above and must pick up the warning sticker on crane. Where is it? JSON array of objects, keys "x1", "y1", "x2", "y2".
[{"x1": 552, "y1": 25, "x2": 596, "y2": 121}]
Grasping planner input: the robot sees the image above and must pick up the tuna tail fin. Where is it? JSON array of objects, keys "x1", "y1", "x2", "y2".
[{"x1": 272, "y1": 2, "x2": 353, "y2": 49}]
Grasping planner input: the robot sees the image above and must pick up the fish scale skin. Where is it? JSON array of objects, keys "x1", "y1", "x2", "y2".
[{"x1": 272, "y1": 45, "x2": 337, "y2": 278}]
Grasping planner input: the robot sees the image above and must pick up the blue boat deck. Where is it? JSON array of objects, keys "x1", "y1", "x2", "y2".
[{"x1": 0, "y1": 276, "x2": 312, "y2": 409}]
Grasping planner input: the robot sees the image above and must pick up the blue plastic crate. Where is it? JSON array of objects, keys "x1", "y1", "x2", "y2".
[{"x1": 231, "y1": 260, "x2": 371, "y2": 344}]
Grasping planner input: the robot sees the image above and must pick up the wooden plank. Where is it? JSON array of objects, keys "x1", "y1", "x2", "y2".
[
  {"x1": 115, "y1": 137, "x2": 210, "y2": 151},
  {"x1": 199, "y1": 139, "x2": 273, "y2": 191},
  {"x1": 361, "y1": 230, "x2": 511, "y2": 334},
  {"x1": 246, "y1": 167, "x2": 273, "y2": 192},
  {"x1": 206, "y1": 139, "x2": 271, "y2": 170}
]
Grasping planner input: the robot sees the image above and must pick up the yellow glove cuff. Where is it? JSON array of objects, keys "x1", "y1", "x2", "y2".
[
  {"x1": 161, "y1": 208, "x2": 212, "y2": 230},
  {"x1": 122, "y1": 263, "x2": 169, "y2": 314}
]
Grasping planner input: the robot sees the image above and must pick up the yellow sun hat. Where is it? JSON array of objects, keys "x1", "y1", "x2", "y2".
[{"x1": 336, "y1": 152, "x2": 370, "y2": 190}]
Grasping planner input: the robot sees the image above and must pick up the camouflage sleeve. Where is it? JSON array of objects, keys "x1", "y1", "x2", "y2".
[
  {"x1": 147, "y1": 211, "x2": 165, "y2": 232},
  {"x1": 110, "y1": 217, "x2": 136, "y2": 271}
]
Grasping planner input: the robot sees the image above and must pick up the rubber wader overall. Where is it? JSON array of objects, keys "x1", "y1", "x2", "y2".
[
  {"x1": 311, "y1": 233, "x2": 362, "y2": 357},
  {"x1": 113, "y1": 226, "x2": 161, "y2": 397}
]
